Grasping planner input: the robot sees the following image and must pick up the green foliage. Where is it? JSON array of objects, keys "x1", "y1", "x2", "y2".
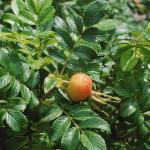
[{"x1": 0, "y1": 0, "x2": 150, "y2": 150}]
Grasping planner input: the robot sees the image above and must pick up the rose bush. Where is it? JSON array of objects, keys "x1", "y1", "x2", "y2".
[{"x1": 0, "y1": 0, "x2": 150, "y2": 150}]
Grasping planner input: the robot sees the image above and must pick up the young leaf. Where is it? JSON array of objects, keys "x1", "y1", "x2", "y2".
[{"x1": 61, "y1": 127, "x2": 80, "y2": 150}]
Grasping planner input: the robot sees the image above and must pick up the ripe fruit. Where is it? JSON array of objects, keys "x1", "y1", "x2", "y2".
[{"x1": 66, "y1": 73, "x2": 93, "y2": 102}]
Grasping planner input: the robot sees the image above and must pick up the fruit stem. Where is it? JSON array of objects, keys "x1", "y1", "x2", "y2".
[
  {"x1": 90, "y1": 95, "x2": 114, "y2": 108},
  {"x1": 95, "y1": 95, "x2": 120, "y2": 103},
  {"x1": 62, "y1": 80, "x2": 69, "y2": 84},
  {"x1": 91, "y1": 90, "x2": 121, "y2": 102},
  {"x1": 89, "y1": 101, "x2": 109, "y2": 117}
]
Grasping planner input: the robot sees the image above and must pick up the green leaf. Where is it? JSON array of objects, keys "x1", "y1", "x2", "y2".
[
  {"x1": 11, "y1": 0, "x2": 19, "y2": 15},
  {"x1": 44, "y1": 75, "x2": 57, "y2": 94},
  {"x1": 140, "y1": 47, "x2": 150, "y2": 58},
  {"x1": 75, "y1": 39, "x2": 101, "y2": 60},
  {"x1": 143, "y1": 111, "x2": 150, "y2": 116},
  {"x1": 3, "y1": 13, "x2": 21, "y2": 25},
  {"x1": 81, "y1": 131, "x2": 106, "y2": 150},
  {"x1": 69, "y1": 103, "x2": 91, "y2": 115},
  {"x1": 16, "y1": 0, "x2": 26, "y2": 11},
  {"x1": 11, "y1": 0, "x2": 26, "y2": 15},
  {"x1": 0, "y1": 109, "x2": 6, "y2": 125},
  {"x1": 54, "y1": 16, "x2": 66, "y2": 29},
  {"x1": 19, "y1": 10, "x2": 37, "y2": 25},
  {"x1": 29, "y1": 57, "x2": 54, "y2": 70},
  {"x1": 69, "y1": 104, "x2": 98, "y2": 121},
  {"x1": 84, "y1": 0, "x2": 109, "y2": 27},
  {"x1": 38, "y1": 6, "x2": 55, "y2": 25},
  {"x1": 26, "y1": 0, "x2": 40, "y2": 14},
  {"x1": 66, "y1": 15, "x2": 83, "y2": 34},
  {"x1": 139, "y1": 123, "x2": 150, "y2": 136},
  {"x1": 29, "y1": 92, "x2": 39, "y2": 109},
  {"x1": 82, "y1": 27, "x2": 105, "y2": 42},
  {"x1": 115, "y1": 45, "x2": 133, "y2": 57},
  {"x1": 8, "y1": 79, "x2": 20, "y2": 97},
  {"x1": 57, "y1": 29, "x2": 74, "y2": 49},
  {"x1": 21, "y1": 85, "x2": 31, "y2": 103},
  {"x1": 79, "y1": 117, "x2": 110, "y2": 133},
  {"x1": 61, "y1": 127, "x2": 80, "y2": 150},
  {"x1": 5, "y1": 110, "x2": 28, "y2": 132},
  {"x1": 21, "y1": 63, "x2": 31, "y2": 83},
  {"x1": 51, "y1": 116, "x2": 71, "y2": 142},
  {"x1": 7, "y1": 97, "x2": 27, "y2": 111},
  {"x1": 40, "y1": 104, "x2": 63, "y2": 122},
  {"x1": 72, "y1": 111, "x2": 98, "y2": 121},
  {"x1": 113, "y1": 86, "x2": 135, "y2": 97},
  {"x1": 8, "y1": 53, "x2": 23, "y2": 78},
  {"x1": 120, "y1": 99, "x2": 137, "y2": 117},
  {"x1": 5, "y1": 136, "x2": 28, "y2": 150},
  {"x1": 26, "y1": 70, "x2": 40, "y2": 89},
  {"x1": 0, "y1": 74, "x2": 11, "y2": 90},
  {"x1": 96, "y1": 19, "x2": 119, "y2": 31},
  {"x1": 120, "y1": 50, "x2": 138, "y2": 71},
  {"x1": 46, "y1": 47, "x2": 66, "y2": 63},
  {"x1": 0, "y1": 49, "x2": 23, "y2": 78},
  {"x1": 39, "y1": 0, "x2": 53, "y2": 15},
  {"x1": 78, "y1": 39, "x2": 101, "y2": 53},
  {"x1": 31, "y1": 133, "x2": 53, "y2": 150}
]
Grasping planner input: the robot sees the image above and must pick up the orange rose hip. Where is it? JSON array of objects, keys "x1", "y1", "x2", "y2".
[{"x1": 66, "y1": 73, "x2": 93, "y2": 102}]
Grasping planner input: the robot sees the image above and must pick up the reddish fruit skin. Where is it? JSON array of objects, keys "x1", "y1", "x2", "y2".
[{"x1": 66, "y1": 73, "x2": 93, "y2": 102}]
